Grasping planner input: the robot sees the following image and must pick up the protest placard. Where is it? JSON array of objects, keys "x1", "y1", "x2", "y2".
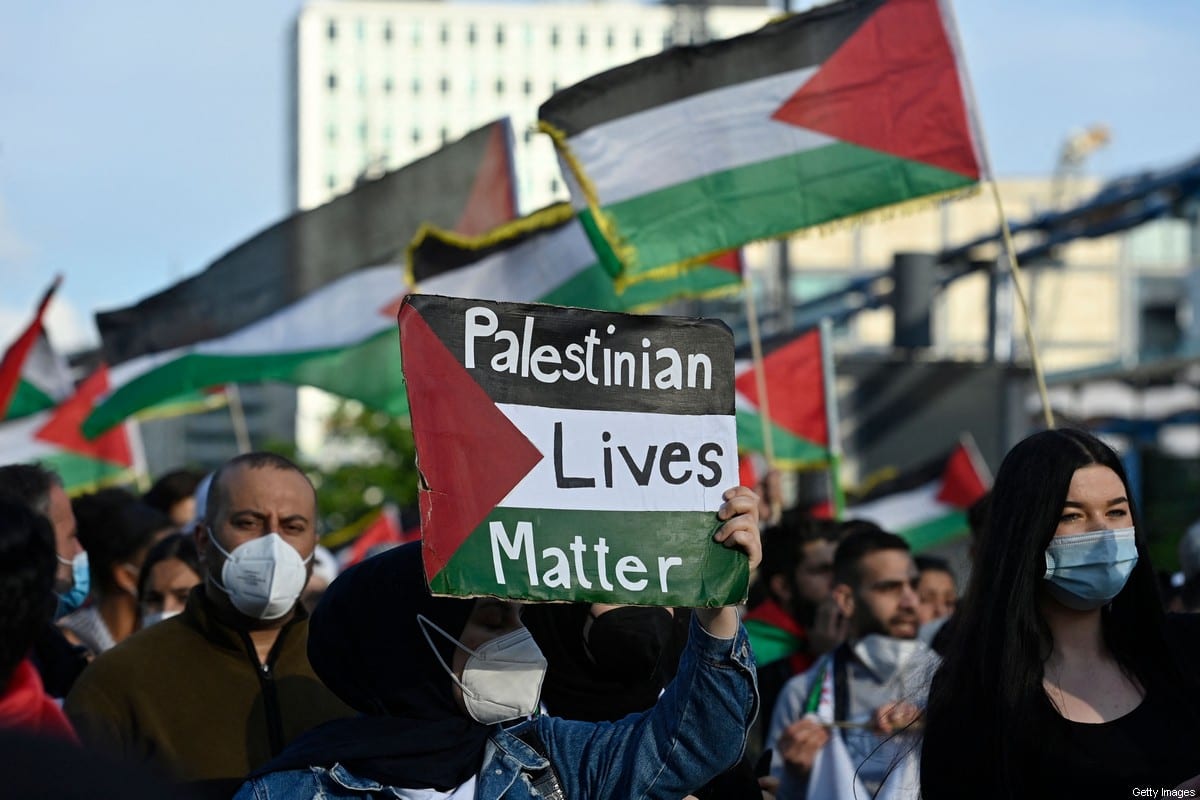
[{"x1": 398, "y1": 294, "x2": 745, "y2": 606}]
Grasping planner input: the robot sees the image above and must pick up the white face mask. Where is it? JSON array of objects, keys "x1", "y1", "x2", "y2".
[
  {"x1": 208, "y1": 532, "x2": 312, "y2": 620},
  {"x1": 142, "y1": 609, "x2": 181, "y2": 628},
  {"x1": 853, "y1": 634, "x2": 925, "y2": 683},
  {"x1": 417, "y1": 614, "x2": 547, "y2": 725}
]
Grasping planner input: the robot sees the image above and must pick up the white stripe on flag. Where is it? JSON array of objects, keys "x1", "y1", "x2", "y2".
[
  {"x1": 418, "y1": 222, "x2": 595, "y2": 302},
  {"x1": 497, "y1": 405, "x2": 738, "y2": 512},
  {"x1": 564, "y1": 66, "x2": 831, "y2": 207},
  {"x1": 850, "y1": 481, "x2": 953, "y2": 532},
  {"x1": 109, "y1": 265, "x2": 406, "y2": 388}
]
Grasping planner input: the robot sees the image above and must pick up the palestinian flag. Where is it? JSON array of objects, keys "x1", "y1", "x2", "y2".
[
  {"x1": 0, "y1": 277, "x2": 74, "y2": 421},
  {"x1": 846, "y1": 436, "x2": 990, "y2": 551},
  {"x1": 409, "y1": 204, "x2": 744, "y2": 315},
  {"x1": 0, "y1": 366, "x2": 137, "y2": 491},
  {"x1": 734, "y1": 326, "x2": 834, "y2": 466},
  {"x1": 539, "y1": 0, "x2": 982, "y2": 287},
  {"x1": 84, "y1": 119, "x2": 519, "y2": 437},
  {"x1": 399, "y1": 295, "x2": 745, "y2": 607}
]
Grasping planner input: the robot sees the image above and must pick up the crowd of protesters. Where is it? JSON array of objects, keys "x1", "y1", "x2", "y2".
[{"x1": 1, "y1": 425, "x2": 1199, "y2": 798}]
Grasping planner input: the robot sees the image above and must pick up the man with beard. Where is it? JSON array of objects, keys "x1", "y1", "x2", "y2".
[
  {"x1": 744, "y1": 512, "x2": 843, "y2": 747},
  {"x1": 765, "y1": 528, "x2": 930, "y2": 800}
]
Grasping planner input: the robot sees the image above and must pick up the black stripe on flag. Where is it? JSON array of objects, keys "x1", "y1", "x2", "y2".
[
  {"x1": 97, "y1": 119, "x2": 514, "y2": 366},
  {"x1": 539, "y1": 0, "x2": 883, "y2": 136},
  {"x1": 406, "y1": 295, "x2": 734, "y2": 415}
]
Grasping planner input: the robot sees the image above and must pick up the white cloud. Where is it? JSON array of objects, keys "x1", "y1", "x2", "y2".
[{"x1": 44, "y1": 293, "x2": 100, "y2": 354}]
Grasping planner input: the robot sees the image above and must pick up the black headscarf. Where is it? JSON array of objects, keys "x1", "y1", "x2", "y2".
[
  {"x1": 253, "y1": 541, "x2": 490, "y2": 790},
  {"x1": 521, "y1": 603, "x2": 690, "y2": 722}
]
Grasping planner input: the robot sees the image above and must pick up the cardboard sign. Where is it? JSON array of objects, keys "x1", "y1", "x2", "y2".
[{"x1": 398, "y1": 295, "x2": 745, "y2": 606}]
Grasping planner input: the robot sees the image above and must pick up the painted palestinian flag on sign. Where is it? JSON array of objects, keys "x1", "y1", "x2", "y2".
[
  {"x1": 399, "y1": 295, "x2": 745, "y2": 607},
  {"x1": 539, "y1": 0, "x2": 982, "y2": 287},
  {"x1": 84, "y1": 119, "x2": 519, "y2": 437},
  {"x1": 409, "y1": 204, "x2": 744, "y2": 315},
  {"x1": 847, "y1": 436, "x2": 990, "y2": 551},
  {"x1": 735, "y1": 326, "x2": 834, "y2": 466}
]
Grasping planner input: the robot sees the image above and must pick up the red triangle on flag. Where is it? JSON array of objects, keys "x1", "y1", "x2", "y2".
[
  {"x1": 735, "y1": 329, "x2": 829, "y2": 447},
  {"x1": 709, "y1": 249, "x2": 744, "y2": 276},
  {"x1": 0, "y1": 277, "x2": 61, "y2": 419},
  {"x1": 935, "y1": 443, "x2": 988, "y2": 509},
  {"x1": 772, "y1": 0, "x2": 980, "y2": 180},
  {"x1": 35, "y1": 366, "x2": 133, "y2": 468},
  {"x1": 377, "y1": 293, "x2": 410, "y2": 322},
  {"x1": 453, "y1": 122, "x2": 518, "y2": 236},
  {"x1": 398, "y1": 303, "x2": 544, "y2": 580}
]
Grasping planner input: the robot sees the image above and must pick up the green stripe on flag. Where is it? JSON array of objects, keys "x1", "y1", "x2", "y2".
[
  {"x1": 900, "y1": 510, "x2": 969, "y2": 553},
  {"x1": 4, "y1": 379, "x2": 56, "y2": 421},
  {"x1": 541, "y1": 262, "x2": 741, "y2": 313},
  {"x1": 86, "y1": 330, "x2": 409, "y2": 437},
  {"x1": 600, "y1": 143, "x2": 974, "y2": 278},
  {"x1": 736, "y1": 410, "x2": 829, "y2": 466},
  {"x1": 44, "y1": 452, "x2": 132, "y2": 494},
  {"x1": 430, "y1": 506, "x2": 748, "y2": 607}
]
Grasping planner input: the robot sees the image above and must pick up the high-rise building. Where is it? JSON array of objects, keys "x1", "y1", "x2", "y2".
[{"x1": 292, "y1": 0, "x2": 776, "y2": 213}]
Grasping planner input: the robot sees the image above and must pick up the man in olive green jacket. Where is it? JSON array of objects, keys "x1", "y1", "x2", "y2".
[{"x1": 66, "y1": 453, "x2": 353, "y2": 799}]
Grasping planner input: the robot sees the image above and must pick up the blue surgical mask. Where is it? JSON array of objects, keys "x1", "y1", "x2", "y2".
[
  {"x1": 1044, "y1": 527, "x2": 1138, "y2": 610},
  {"x1": 55, "y1": 551, "x2": 91, "y2": 618}
]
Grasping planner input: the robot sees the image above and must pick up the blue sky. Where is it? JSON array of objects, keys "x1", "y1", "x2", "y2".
[{"x1": 2, "y1": 0, "x2": 1198, "y2": 351}]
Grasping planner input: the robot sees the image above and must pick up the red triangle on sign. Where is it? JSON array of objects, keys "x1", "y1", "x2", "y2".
[
  {"x1": 772, "y1": 0, "x2": 979, "y2": 180},
  {"x1": 735, "y1": 329, "x2": 829, "y2": 447},
  {"x1": 35, "y1": 366, "x2": 133, "y2": 467},
  {"x1": 453, "y1": 123, "x2": 518, "y2": 236},
  {"x1": 935, "y1": 443, "x2": 988, "y2": 509},
  {"x1": 398, "y1": 303, "x2": 544, "y2": 579}
]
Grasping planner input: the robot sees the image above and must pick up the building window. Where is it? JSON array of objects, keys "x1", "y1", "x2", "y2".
[
  {"x1": 328, "y1": 174, "x2": 337, "y2": 189},
  {"x1": 383, "y1": 125, "x2": 392, "y2": 142},
  {"x1": 523, "y1": 128, "x2": 533, "y2": 144},
  {"x1": 412, "y1": 77, "x2": 421, "y2": 94},
  {"x1": 468, "y1": 76, "x2": 478, "y2": 96},
  {"x1": 383, "y1": 23, "x2": 393, "y2": 43},
  {"x1": 357, "y1": 73, "x2": 366, "y2": 95},
  {"x1": 523, "y1": 23, "x2": 533, "y2": 46},
  {"x1": 551, "y1": 80, "x2": 560, "y2": 92},
  {"x1": 496, "y1": 25, "x2": 505, "y2": 45},
  {"x1": 522, "y1": 78, "x2": 533, "y2": 96},
  {"x1": 383, "y1": 76, "x2": 393, "y2": 93},
  {"x1": 550, "y1": 26, "x2": 559, "y2": 48},
  {"x1": 327, "y1": 20, "x2": 337, "y2": 40},
  {"x1": 578, "y1": 28, "x2": 587, "y2": 47},
  {"x1": 327, "y1": 72, "x2": 338, "y2": 90},
  {"x1": 440, "y1": 76, "x2": 451, "y2": 94},
  {"x1": 327, "y1": 124, "x2": 337, "y2": 143},
  {"x1": 440, "y1": 127, "x2": 449, "y2": 144},
  {"x1": 633, "y1": 29, "x2": 643, "y2": 49},
  {"x1": 606, "y1": 28, "x2": 615, "y2": 49},
  {"x1": 356, "y1": 20, "x2": 365, "y2": 41},
  {"x1": 551, "y1": 178, "x2": 560, "y2": 193},
  {"x1": 440, "y1": 23, "x2": 449, "y2": 43},
  {"x1": 359, "y1": 121, "x2": 368, "y2": 141},
  {"x1": 662, "y1": 31, "x2": 673, "y2": 48},
  {"x1": 412, "y1": 22, "x2": 422, "y2": 45},
  {"x1": 468, "y1": 23, "x2": 477, "y2": 44},
  {"x1": 412, "y1": 128, "x2": 421, "y2": 144},
  {"x1": 495, "y1": 78, "x2": 505, "y2": 96}
]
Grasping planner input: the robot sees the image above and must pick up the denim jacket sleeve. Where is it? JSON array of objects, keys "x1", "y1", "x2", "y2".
[{"x1": 529, "y1": 613, "x2": 758, "y2": 800}]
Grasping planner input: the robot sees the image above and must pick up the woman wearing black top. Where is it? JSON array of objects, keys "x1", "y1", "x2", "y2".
[{"x1": 922, "y1": 428, "x2": 1200, "y2": 799}]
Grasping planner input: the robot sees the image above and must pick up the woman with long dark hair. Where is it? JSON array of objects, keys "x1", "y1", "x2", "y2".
[{"x1": 921, "y1": 428, "x2": 1200, "y2": 797}]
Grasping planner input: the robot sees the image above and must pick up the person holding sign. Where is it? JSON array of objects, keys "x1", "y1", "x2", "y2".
[{"x1": 235, "y1": 486, "x2": 761, "y2": 800}]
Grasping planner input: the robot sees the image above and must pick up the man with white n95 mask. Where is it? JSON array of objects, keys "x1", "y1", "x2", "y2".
[{"x1": 65, "y1": 453, "x2": 353, "y2": 800}]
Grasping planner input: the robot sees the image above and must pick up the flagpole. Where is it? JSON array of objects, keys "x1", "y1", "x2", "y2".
[
  {"x1": 987, "y1": 184, "x2": 1055, "y2": 430},
  {"x1": 940, "y1": 0, "x2": 1054, "y2": 429},
  {"x1": 818, "y1": 317, "x2": 846, "y2": 519},
  {"x1": 225, "y1": 383, "x2": 252, "y2": 455},
  {"x1": 742, "y1": 284, "x2": 781, "y2": 522}
]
